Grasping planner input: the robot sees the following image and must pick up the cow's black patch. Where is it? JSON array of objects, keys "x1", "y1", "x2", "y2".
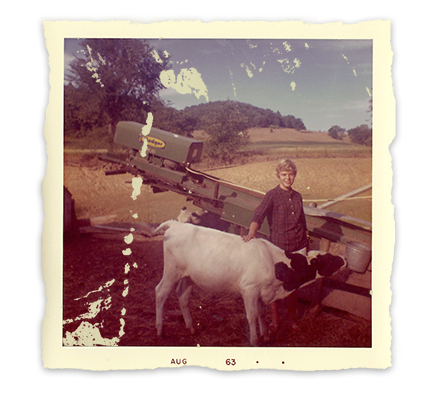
[
  {"x1": 315, "y1": 254, "x2": 345, "y2": 277},
  {"x1": 285, "y1": 252, "x2": 308, "y2": 275},
  {"x1": 309, "y1": 257, "x2": 324, "y2": 272},
  {"x1": 275, "y1": 262, "x2": 293, "y2": 283},
  {"x1": 275, "y1": 262, "x2": 317, "y2": 291}
]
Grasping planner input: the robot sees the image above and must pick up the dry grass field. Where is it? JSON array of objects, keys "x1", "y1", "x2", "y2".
[
  {"x1": 194, "y1": 127, "x2": 345, "y2": 143},
  {"x1": 64, "y1": 157, "x2": 371, "y2": 224},
  {"x1": 193, "y1": 127, "x2": 371, "y2": 160}
]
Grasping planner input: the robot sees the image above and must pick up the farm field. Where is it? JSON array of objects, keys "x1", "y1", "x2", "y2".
[
  {"x1": 194, "y1": 127, "x2": 346, "y2": 143},
  {"x1": 65, "y1": 127, "x2": 371, "y2": 160},
  {"x1": 64, "y1": 156, "x2": 372, "y2": 224},
  {"x1": 193, "y1": 127, "x2": 371, "y2": 159},
  {"x1": 62, "y1": 127, "x2": 372, "y2": 348}
]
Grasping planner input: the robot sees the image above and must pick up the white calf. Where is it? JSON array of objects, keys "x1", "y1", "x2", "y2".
[{"x1": 153, "y1": 221, "x2": 346, "y2": 346}]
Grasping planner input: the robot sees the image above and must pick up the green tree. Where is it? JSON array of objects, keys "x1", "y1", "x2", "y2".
[
  {"x1": 281, "y1": 115, "x2": 295, "y2": 128},
  {"x1": 347, "y1": 124, "x2": 372, "y2": 146},
  {"x1": 65, "y1": 39, "x2": 170, "y2": 137},
  {"x1": 64, "y1": 84, "x2": 99, "y2": 137},
  {"x1": 202, "y1": 102, "x2": 250, "y2": 163},
  {"x1": 151, "y1": 102, "x2": 197, "y2": 137},
  {"x1": 293, "y1": 117, "x2": 306, "y2": 131},
  {"x1": 253, "y1": 113, "x2": 268, "y2": 128},
  {"x1": 182, "y1": 101, "x2": 306, "y2": 132},
  {"x1": 328, "y1": 125, "x2": 346, "y2": 140},
  {"x1": 272, "y1": 117, "x2": 281, "y2": 127}
]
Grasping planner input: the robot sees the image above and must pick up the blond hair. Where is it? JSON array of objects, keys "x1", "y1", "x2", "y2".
[{"x1": 276, "y1": 158, "x2": 297, "y2": 177}]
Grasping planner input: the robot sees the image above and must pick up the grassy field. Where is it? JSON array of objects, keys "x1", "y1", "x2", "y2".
[
  {"x1": 193, "y1": 127, "x2": 371, "y2": 160},
  {"x1": 193, "y1": 127, "x2": 345, "y2": 143},
  {"x1": 242, "y1": 140, "x2": 370, "y2": 158},
  {"x1": 64, "y1": 157, "x2": 372, "y2": 225},
  {"x1": 65, "y1": 126, "x2": 372, "y2": 159}
]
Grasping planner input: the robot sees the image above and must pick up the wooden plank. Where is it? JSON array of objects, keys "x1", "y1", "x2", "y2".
[{"x1": 322, "y1": 278, "x2": 371, "y2": 298}]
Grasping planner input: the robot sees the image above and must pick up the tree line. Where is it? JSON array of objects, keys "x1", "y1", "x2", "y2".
[
  {"x1": 327, "y1": 92, "x2": 373, "y2": 146},
  {"x1": 328, "y1": 124, "x2": 372, "y2": 146},
  {"x1": 182, "y1": 101, "x2": 306, "y2": 132}
]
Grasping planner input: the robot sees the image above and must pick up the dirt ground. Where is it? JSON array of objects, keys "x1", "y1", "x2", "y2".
[{"x1": 63, "y1": 230, "x2": 371, "y2": 347}]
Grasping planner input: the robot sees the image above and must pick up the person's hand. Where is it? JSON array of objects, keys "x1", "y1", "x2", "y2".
[
  {"x1": 243, "y1": 222, "x2": 259, "y2": 242},
  {"x1": 242, "y1": 233, "x2": 255, "y2": 242}
]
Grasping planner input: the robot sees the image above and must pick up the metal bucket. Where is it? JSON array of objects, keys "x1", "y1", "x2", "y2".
[{"x1": 344, "y1": 241, "x2": 371, "y2": 273}]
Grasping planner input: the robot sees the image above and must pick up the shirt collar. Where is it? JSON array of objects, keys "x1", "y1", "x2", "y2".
[{"x1": 277, "y1": 185, "x2": 293, "y2": 195}]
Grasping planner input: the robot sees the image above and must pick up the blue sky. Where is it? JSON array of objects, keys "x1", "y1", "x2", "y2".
[{"x1": 65, "y1": 38, "x2": 372, "y2": 132}]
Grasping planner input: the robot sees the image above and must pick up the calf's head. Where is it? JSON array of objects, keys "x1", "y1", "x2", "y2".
[
  {"x1": 275, "y1": 254, "x2": 316, "y2": 291},
  {"x1": 275, "y1": 252, "x2": 346, "y2": 291},
  {"x1": 311, "y1": 253, "x2": 346, "y2": 277}
]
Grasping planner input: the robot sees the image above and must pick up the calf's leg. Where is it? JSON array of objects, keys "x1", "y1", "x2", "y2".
[
  {"x1": 286, "y1": 290, "x2": 299, "y2": 330},
  {"x1": 155, "y1": 276, "x2": 178, "y2": 337},
  {"x1": 176, "y1": 276, "x2": 195, "y2": 334},
  {"x1": 258, "y1": 298, "x2": 268, "y2": 341},
  {"x1": 242, "y1": 293, "x2": 260, "y2": 346},
  {"x1": 271, "y1": 301, "x2": 279, "y2": 329}
]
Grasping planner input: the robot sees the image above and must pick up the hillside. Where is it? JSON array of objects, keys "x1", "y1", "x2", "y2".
[{"x1": 183, "y1": 100, "x2": 306, "y2": 131}]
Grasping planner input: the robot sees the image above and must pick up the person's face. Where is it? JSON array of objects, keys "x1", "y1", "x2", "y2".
[{"x1": 278, "y1": 169, "x2": 296, "y2": 191}]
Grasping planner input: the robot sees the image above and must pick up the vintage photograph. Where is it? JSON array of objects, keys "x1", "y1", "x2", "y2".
[{"x1": 62, "y1": 37, "x2": 373, "y2": 348}]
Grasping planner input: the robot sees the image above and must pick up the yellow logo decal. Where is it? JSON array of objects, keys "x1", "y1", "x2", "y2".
[{"x1": 139, "y1": 135, "x2": 166, "y2": 149}]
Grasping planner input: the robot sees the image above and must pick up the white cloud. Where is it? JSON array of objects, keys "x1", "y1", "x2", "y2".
[{"x1": 160, "y1": 68, "x2": 209, "y2": 102}]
